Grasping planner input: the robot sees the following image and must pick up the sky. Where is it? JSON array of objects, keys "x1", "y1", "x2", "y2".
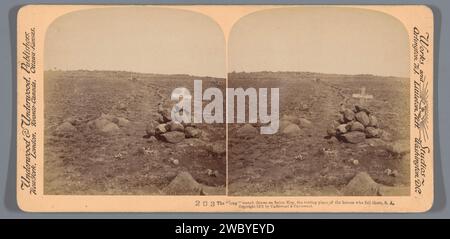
[
  {"x1": 45, "y1": 7, "x2": 226, "y2": 78},
  {"x1": 228, "y1": 7, "x2": 410, "y2": 78},
  {"x1": 45, "y1": 7, "x2": 410, "y2": 78}
]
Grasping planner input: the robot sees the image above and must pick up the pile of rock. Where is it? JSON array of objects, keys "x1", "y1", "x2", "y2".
[
  {"x1": 234, "y1": 115, "x2": 313, "y2": 139},
  {"x1": 343, "y1": 172, "x2": 409, "y2": 196},
  {"x1": 163, "y1": 171, "x2": 224, "y2": 195},
  {"x1": 54, "y1": 115, "x2": 89, "y2": 137},
  {"x1": 146, "y1": 119, "x2": 202, "y2": 144},
  {"x1": 327, "y1": 105, "x2": 383, "y2": 144},
  {"x1": 54, "y1": 121, "x2": 78, "y2": 137},
  {"x1": 163, "y1": 171, "x2": 204, "y2": 195},
  {"x1": 87, "y1": 113, "x2": 129, "y2": 134},
  {"x1": 236, "y1": 124, "x2": 259, "y2": 139}
]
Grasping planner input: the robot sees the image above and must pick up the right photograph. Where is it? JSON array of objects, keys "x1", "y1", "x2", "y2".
[{"x1": 227, "y1": 7, "x2": 411, "y2": 196}]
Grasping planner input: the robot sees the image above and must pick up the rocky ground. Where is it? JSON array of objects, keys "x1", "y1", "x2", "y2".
[
  {"x1": 228, "y1": 72, "x2": 410, "y2": 196},
  {"x1": 44, "y1": 70, "x2": 226, "y2": 195},
  {"x1": 45, "y1": 70, "x2": 411, "y2": 196}
]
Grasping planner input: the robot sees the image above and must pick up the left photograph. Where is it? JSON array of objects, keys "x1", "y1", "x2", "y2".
[{"x1": 43, "y1": 7, "x2": 226, "y2": 195}]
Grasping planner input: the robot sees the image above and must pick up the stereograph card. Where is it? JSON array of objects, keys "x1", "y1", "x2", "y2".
[{"x1": 16, "y1": 5, "x2": 434, "y2": 212}]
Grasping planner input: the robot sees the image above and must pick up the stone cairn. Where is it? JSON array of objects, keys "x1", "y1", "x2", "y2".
[
  {"x1": 145, "y1": 107, "x2": 202, "y2": 144},
  {"x1": 327, "y1": 105, "x2": 382, "y2": 144}
]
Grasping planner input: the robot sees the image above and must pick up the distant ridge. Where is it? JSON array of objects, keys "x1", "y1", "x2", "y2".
[
  {"x1": 228, "y1": 71, "x2": 408, "y2": 80},
  {"x1": 44, "y1": 69, "x2": 225, "y2": 80}
]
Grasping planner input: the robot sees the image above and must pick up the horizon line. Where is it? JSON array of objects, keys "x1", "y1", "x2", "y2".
[{"x1": 44, "y1": 68, "x2": 409, "y2": 79}]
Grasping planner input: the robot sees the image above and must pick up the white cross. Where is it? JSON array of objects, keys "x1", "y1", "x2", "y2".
[{"x1": 352, "y1": 87, "x2": 373, "y2": 105}]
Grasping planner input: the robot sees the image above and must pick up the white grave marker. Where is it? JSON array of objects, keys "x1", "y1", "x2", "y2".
[{"x1": 352, "y1": 87, "x2": 373, "y2": 105}]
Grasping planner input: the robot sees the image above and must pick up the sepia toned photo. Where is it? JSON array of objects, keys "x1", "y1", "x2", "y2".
[
  {"x1": 16, "y1": 5, "x2": 433, "y2": 212},
  {"x1": 227, "y1": 7, "x2": 410, "y2": 196},
  {"x1": 43, "y1": 8, "x2": 226, "y2": 195}
]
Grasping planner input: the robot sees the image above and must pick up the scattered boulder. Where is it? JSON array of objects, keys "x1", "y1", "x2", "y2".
[
  {"x1": 282, "y1": 124, "x2": 301, "y2": 137},
  {"x1": 281, "y1": 115, "x2": 312, "y2": 128},
  {"x1": 402, "y1": 153, "x2": 410, "y2": 161},
  {"x1": 93, "y1": 118, "x2": 111, "y2": 130},
  {"x1": 181, "y1": 121, "x2": 194, "y2": 128},
  {"x1": 384, "y1": 168, "x2": 399, "y2": 177},
  {"x1": 355, "y1": 111, "x2": 370, "y2": 126},
  {"x1": 380, "y1": 130, "x2": 392, "y2": 141},
  {"x1": 113, "y1": 117, "x2": 130, "y2": 127},
  {"x1": 327, "y1": 136, "x2": 340, "y2": 144},
  {"x1": 168, "y1": 121, "x2": 184, "y2": 132},
  {"x1": 155, "y1": 124, "x2": 168, "y2": 135},
  {"x1": 65, "y1": 116, "x2": 83, "y2": 126},
  {"x1": 338, "y1": 114, "x2": 345, "y2": 123},
  {"x1": 156, "y1": 115, "x2": 165, "y2": 123},
  {"x1": 118, "y1": 103, "x2": 127, "y2": 111},
  {"x1": 396, "y1": 170, "x2": 405, "y2": 179},
  {"x1": 386, "y1": 140, "x2": 410, "y2": 156},
  {"x1": 99, "y1": 122, "x2": 120, "y2": 134},
  {"x1": 206, "y1": 142, "x2": 226, "y2": 156},
  {"x1": 237, "y1": 124, "x2": 259, "y2": 139},
  {"x1": 366, "y1": 138, "x2": 387, "y2": 147},
  {"x1": 163, "y1": 172, "x2": 203, "y2": 195},
  {"x1": 368, "y1": 115, "x2": 379, "y2": 128},
  {"x1": 113, "y1": 152, "x2": 124, "y2": 160},
  {"x1": 365, "y1": 127, "x2": 381, "y2": 138},
  {"x1": 169, "y1": 158, "x2": 180, "y2": 166},
  {"x1": 336, "y1": 124, "x2": 348, "y2": 134},
  {"x1": 300, "y1": 103, "x2": 309, "y2": 111},
  {"x1": 160, "y1": 131, "x2": 185, "y2": 143},
  {"x1": 294, "y1": 153, "x2": 305, "y2": 161},
  {"x1": 343, "y1": 109, "x2": 355, "y2": 122},
  {"x1": 185, "y1": 127, "x2": 202, "y2": 138},
  {"x1": 99, "y1": 113, "x2": 115, "y2": 121},
  {"x1": 327, "y1": 121, "x2": 340, "y2": 136},
  {"x1": 355, "y1": 105, "x2": 370, "y2": 114},
  {"x1": 157, "y1": 103, "x2": 164, "y2": 113},
  {"x1": 279, "y1": 120, "x2": 293, "y2": 131},
  {"x1": 343, "y1": 172, "x2": 380, "y2": 196},
  {"x1": 384, "y1": 168, "x2": 392, "y2": 176},
  {"x1": 281, "y1": 115, "x2": 297, "y2": 123},
  {"x1": 298, "y1": 118, "x2": 312, "y2": 127},
  {"x1": 207, "y1": 169, "x2": 219, "y2": 177},
  {"x1": 147, "y1": 136, "x2": 157, "y2": 143},
  {"x1": 145, "y1": 121, "x2": 158, "y2": 136},
  {"x1": 88, "y1": 116, "x2": 120, "y2": 134},
  {"x1": 160, "y1": 110, "x2": 172, "y2": 123},
  {"x1": 350, "y1": 121, "x2": 365, "y2": 132},
  {"x1": 184, "y1": 138, "x2": 208, "y2": 148},
  {"x1": 55, "y1": 122, "x2": 77, "y2": 136},
  {"x1": 341, "y1": 131, "x2": 366, "y2": 144},
  {"x1": 156, "y1": 103, "x2": 172, "y2": 123}
]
